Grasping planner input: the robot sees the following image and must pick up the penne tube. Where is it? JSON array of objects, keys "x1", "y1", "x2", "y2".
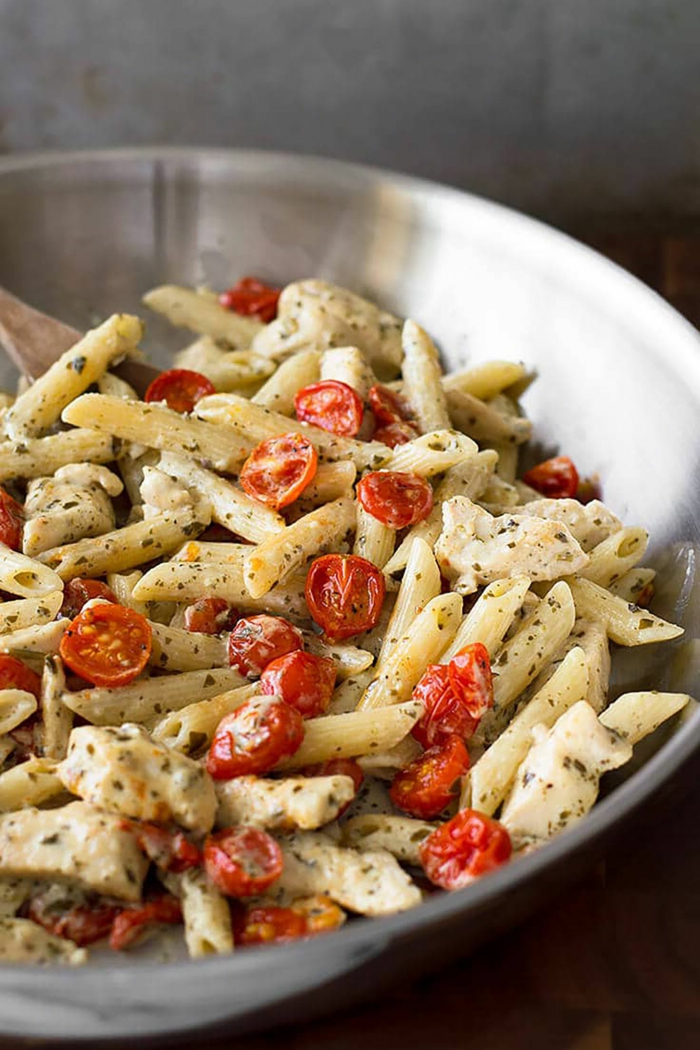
[
  {"x1": 152, "y1": 683, "x2": 260, "y2": 753},
  {"x1": 0, "y1": 591, "x2": 63, "y2": 634},
  {"x1": 62, "y1": 394, "x2": 253, "y2": 475},
  {"x1": 320, "y1": 346, "x2": 376, "y2": 400},
  {"x1": 579, "y1": 526, "x2": 649, "y2": 588},
  {"x1": 149, "y1": 622, "x2": 229, "y2": 672},
  {"x1": 61, "y1": 667, "x2": 245, "y2": 727},
  {"x1": 294, "y1": 461, "x2": 357, "y2": 509},
  {"x1": 358, "y1": 593, "x2": 463, "y2": 711},
  {"x1": 0, "y1": 757, "x2": 64, "y2": 813},
  {"x1": 0, "y1": 619, "x2": 68, "y2": 658},
  {"x1": 342, "y1": 815, "x2": 436, "y2": 866},
  {"x1": 252, "y1": 349, "x2": 322, "y2": 413},
  {"x1": 171, "y1": 542, "x2": 251, "y2": 565},
  {"x1": 442, "y1": 360, "x2": 527, "y2": 401},
  {"x1": 0, "y1": 547, "x2": 64, "y2": 599},
  {"x1": 3, "y1": 314, "x2": 143, "y2": 440},
  {"x1": 97, "y1": 371, "x2": 138, "y2": 399},
  {"x1": 278, "y1": 701, "x2": 424, "y2": 769},
  {"x1": 163, "y1": 869, "x2": 233, "y2": 958},
  {"x1": 569, "y1": 577, "x2": 683, "y2": 646},
  {"x1": 440, "y1": 575, "x2": 531, "y2": 663},
  {"x1": 400, "y1": 320, "x2": 451, "y2": 433},
  {"x1": 327, "y1": 671, "x2": 375, "y2": 715},
  {"x1": 353, "y1": 505, "x2": 395, "y2": 569},
  {"x1": 302, "y1": 633, "x2": 374, "y2": 680},
  {"x1": 491, "y1": 443, "x2": 519, "y2": 484},
  {"x1": 357, "y1": 735, "x2": 422, "y2": 778},
  {"x1": 0, "y1": 429, "x2": 115, "y2": 485},
  {"x1": 175, "y1": 336, "x2": 275, "y2": 392},
  {"x1": 446, "y1": 388, "x2": 531, "y2": 445},
  {"x1": 600, "y1": 691, "x2": 691, "y2": 745},
  {"x1": 376, "y1": 538, "x2": 440, "y2": 671},
  {"x1": 609, "y1": 566, "x2": 656, "y2": 604},
  {"x1": 244, "y1": 497, "x2": 356, "y2": 599},
  {"x1": 388, "y1": 430, "x2": 478, "y2": 478},
  {"x1": 39, "y1": 655, "x2": 72, "y2": 761},
  {"x1": 143, "y1": 285, "x2": 262, "y2": 345},
  {"x1": 0, "y1": 690, "x2": 37, "y2": 735}
]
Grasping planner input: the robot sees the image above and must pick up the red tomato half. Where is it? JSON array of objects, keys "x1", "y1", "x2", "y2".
[
  {"x1": 144, "y1": 369, "x2": 216, "y2": 414},
  {"x1": 59, "y1": 604, "x2": 152, "y2": 688},
  {"x1": 204, "y1": 826, "x2": 283, "y2": 897},
  {"x1": 126, "y1": 821, "x2": 202, "y2": 873},
  {"x1": 206, "y1": 695, "x2": 304, "y2": 779},
  {"x1": 60, "y1": 578, "x2": 118, "y2": 620},
  {"x1": 419, "y1": 809, "x2": 512, "y2": 890},
  {"x1": 411, "y1": 664, "x2": 478, "y2": 749},
  {"x1": 260, "y1": 650, "x2": 336, "y2": 719},
  {"x1": 367, "y1": 384, "x2": 410, "y2": 426},
  {"x1": 227, "y1": 614, "x2": 303, "y2": 677},
  {"x1": 184, "y1": 597, "x2": 239, "y2": 635},
  {"x1": 373, "y1": 421, "x2": 419, "y2": 448},
  {"x1": 447, "y1": 643, "x2": 493, "y2": 721},
  {"x1": 219, "y1": 277, "x2": 281, "y2": 323},
  {"x1": 109, "y1": 895, "x2": 182, "y2": 951},
  {"x1": 0, "y1": 488, "x2": 24, "y2": 551},
  {"x1": 26, "y1": 896, "x2": 120, "y2": 947},
  {"x1": 390, "y1": 735, "x2": 470, "y2": 819},
  {"x1": 305, "y1": 554, "x2": 385, "y2": 642},
  {"x1": 0, "y1": 653, "x2": 42, "y2": 700},
  {"x1": 522, "y1": 455, "x2": 579, "y2": 499},
  {"x1": 357, "y1": 471, "x2": 433, "y2": 529},
  {"x1": 239, "y1": 434, "x2": 318, "y2": 510},
  {"x1": 233, "y1": 904, "x2": 307, "y2": 946},
  {"x1": 294, "y1": 380, "x2": 363, "y2": 437}
]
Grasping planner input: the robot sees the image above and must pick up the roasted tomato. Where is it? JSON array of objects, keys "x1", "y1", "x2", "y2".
[
  {"x1": 126, "y1": 821, "x2": 202, "y2": 873},
  {"x1": 447, "y1": 643, "x2": 493, "y2": 721},
  {"x1": 305, "y1": 554, "x2": 385, "y2": 641},
  {"x1": 411, "y1": 664, "x2": 478, "y2": 749},
  {"x1": 26, "y1": 895, "x2": 120, "y2": 947},
  {"x1": 109, "y1": 895, "x2": 182, "y2": 951},
  {"x1": 522, "y1": 455, "x2": 579, "y2": 499},
  {"x1": 232, "y1": 904, "x2": 306, "y2": 946},
  {"x1": 59, "y1": 603, "x2": 152, "y2": 688},
  {"x1": 0, "y1": 488, "x2": 24, "y2": 551},
  {"x1": 227, "y1": 614, "x2": 303, "y2": 677},
  {"x1": 60, "y1": 578, "x2": 118, "y2": 620},
  {"x1": 183, "y1": 597, "x2": 239, "y2": 635},
  {"x1": 390, "y1": 735, "x2": 470, "y2": 819},
  {"x1": 260, "y1": 650, "x2": 336, "y2": 719},
  {"x1": 419, "y1": 808, "x2": 512, "y2": 889},
  {"x1": 373, "y1": 421, "x2": 419, "y2": 448},
  {"x1": 239, "y1": 433, "x2": 318, "y2": 510},
  {"x1": 0, "y1": 653, "x2": 42, "y2": 700},
  {"x1": 219, "y1": 277, "x2": 281, "y2": 323},
  {"x1": 367, "y1": 384, "x2": 410, "y2": 426},
  {"x1": 357, "y1": 471, "x2": 433, "y2": 529},
  {"x1": 206, "y1": 695, "x2": 304, "y2": 779},
  {"x1": 294, "y1": 380, "x2": 363, "y2": 437},
  {"x1": 204, "y1": 826, "x2": 283, "y2": 897},
  {"x1": 144, "y1": 368, "x2": 215, "y2": 414}
]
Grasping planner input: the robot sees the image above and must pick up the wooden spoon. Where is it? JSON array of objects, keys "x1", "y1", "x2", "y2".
[{"x1": 0, "y1": 285, "x2": 159, "y2": 395}]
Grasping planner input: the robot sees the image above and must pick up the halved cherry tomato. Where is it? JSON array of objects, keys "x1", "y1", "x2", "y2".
[
  {"x1": 305, "y1": 554, "x2": 385, "y2": 641},
  {"x1": 184, "y1": 597, "x2": 239, "y2": 635},
  {"x1": 367, "y1": 384, "x2": 410, "y2": 426},
  {"x1": 419, "y1": 808, "x2": 512, "y2": 889},
  {"x1": 125, "y1": 820, "x2": 202, "y2": 873},
  {"x1": 60, "y1": 578, "x2": 118, "y2": 620},
  {"x1": 232, "y1": 904, "x2": 307, "y2": 946},
  {"x1": 411, "y1": 665, "x2": 478, "y2": 749},
  {"x1": 576, "y1": 476, "x2": 602, "y2": 505},
  {"x1": 390, "y1": 735, "x2": 470, "y2": 819},
  {"x1": 373, "y1": 421, "x2": 419, "y2": 448},
  {"x1": 227, "y1": 614, "x2": 303, "y2": 677},
  {"x1": 206, "y1": 695, "x2": 304, "y2": 779},
  {"x1": 219, "y1": 277, "x2": 281, "y2": 324},
  {"x1": 292, "y1": 895, "x2": 346, "y2": 935},
  {"x1": 144, "y1": 368, "x2": 215, "y2": 414},
  {"x1": 26, "y1": 896, "x2": 120, "y2": 947},
  {"x1": 522, "y1": 455, "x2": 579, "y2": 499},
  {"x1": 0, "y1": 488, "x2": 24, "y2": 550},
  {"x1": 59, "y1": 603, "x2": 152, "y2": 687},
  {"x1": 204, "y1": 826, "x2": 283, "y2": 897},
  {"x1": 109, "y1": 895, "x2": 182, "y2": 951},
  {"x1": 447, "y1": 643, "x2": 493, "y2": 721},
  {"x1": 303, "y1": 757, "x2": 364, "y2": 817},
  {"x1": 357, "y1": 471, "x2": 433, "y2": 529},
  {"x1": 239, "y1": 434, "x2": 318, "y2": 510},
  {"x1": 0, "y1": 653, "x2": 42, "y2": 700},
  {"x1": 260, "y1": 651, "x2": 336, "y2": 719},
  {"x1": 294, "y1": 380, "x2": 363, "y2": 437}
]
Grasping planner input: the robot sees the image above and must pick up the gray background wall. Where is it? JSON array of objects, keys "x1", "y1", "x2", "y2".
[{"x1": 1, "y1": 0, "x2": 698, "y2": 225}]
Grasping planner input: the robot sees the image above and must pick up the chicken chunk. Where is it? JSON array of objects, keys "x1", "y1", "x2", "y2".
[
  {"x1": 23, "y1": 464, "x2": 123, "y2": 557},
  {"x1": 515, "y1": 498, "x2": 622, "y2": 552},
  {"x1": 215, "y1": 775, "x2": 357, "y2": 831}
]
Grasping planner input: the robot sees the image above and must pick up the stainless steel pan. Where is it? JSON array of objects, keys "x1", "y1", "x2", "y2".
[{"x1": 0, "y1": 149, "x2": 698, "y2": 1043}]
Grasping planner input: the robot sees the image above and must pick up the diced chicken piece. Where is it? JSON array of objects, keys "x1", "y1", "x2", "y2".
[
  {"x1": 436, "y1": 497, "x2": 589, "y2": 594},
  {"x1": 23, "y1": 464, "x2": 123, "y2": 557},
  {"x1": 514, "y1": 499, "x2": 622, "y2": 552},
  {"x1": 270, "y1": 831, "x2": 422, "y2": 916},
  {"x1": 59, "y1": 724, "x2": 216, "y2": 833},
  {"x1": 140, "y1": 466, "x2": 195, "y2": 518},
  {"x1": 0, "y1": 917, "x2": 87, "y2": 965},
  {"x1": 215, "y1": 775, "x2": 356, "y2": 831},
  {"x1": 0, "y1": 801, "x2": 148, "y2": 901},
  {"x1": 501, "y1": 701, "x2": 632, "y2": 845}
]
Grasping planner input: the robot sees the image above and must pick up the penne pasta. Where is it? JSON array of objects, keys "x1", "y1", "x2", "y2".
[
  {"x1": 251, "y1": 349, "x2": 322, "y2": 413},
  {"x1": 442, "y1": 360, "x2": 527, "y2": 401},
  {"x1": 342, "y1": 815, "x2": 436, "y2": 866},
  {"x1": 600, "y1": 690, "x2": 691, "y2": 745},
  {"x1": 440, "y1": 575, "x2": 531, "y2": 662},
  {"x1": 278, "y1": 701, "x2": 423, "y2": 769},
  {"x1": 0, "y1": 591, "x2": 63, "y2": 634},
  {"x1": 143, "y1": 285, "x2": 262, "y2": 345},
  {"x1": 375, "y1": 538, "x2": 441, "y2": 671},
  {"x1": 569, "y1": 577, "x2": 684, "y2": 646},
  {"x1": 152, "y1": 683, "x2": 260, "y2": 753},
  {"x1": 400, "y1": 320, "x2": 451, "y2": 433},
  {"x1": 353, "y1": 505, "x2": 395, "y2": 568},
  {"x1": 39, "y1": 655, "x2": 72, "y2": 761},
  {"x1": 0, "y1": 690, "x2": 37, "y2": 735},
  {"x1": 0, "y1": 429, "x2": 115, "y2": 485}
]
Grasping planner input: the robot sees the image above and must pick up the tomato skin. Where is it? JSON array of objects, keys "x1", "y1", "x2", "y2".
[
  {"x1": 294, "y1": 380, "x2": 364, "y2": 437},
  {"x1": 305, "y1": 554, "x2": 386, "y2": 642},
  {"x1": 390, "y1": 735, "x2": 470, "y2": 819},
  {"x1": 367, "y1": 384, "x2": 411, "y2": 426},
  {"x1": 522, "y1": 456, "x2": 579, "y2": 499},
  {"x1": 184, "y1": 597, "x2": 239, "y2": 635},
  {"x1": 260, "y1": 651, "x2": 336, "y2": 719},
  {"x1": 292, "y1": 895, "x2": 345, "y2": 935},
  {"x1": 0, "y1": 488, "x2": 24, "y2": 550},
  {"x1": 219, "y1": 277, "x2": 281, "y2": 323},
  {"x1": 447, "y1": 643, "x2": 493, "y2": 721},
  {"x1": 233, "y1": 904, "x2": 307, "y2": 946},
  {"x1": 373, "y1": 421, "x2": 419, "y2": 448},
  {"x1": 59, "y1": 603, "x2": 152, "y2": 688},
  {"x1": 357, "y1": 471, "x2": 433, "y2": 529},
  {"x1": 228, "y1": 614, "x2": 303, "y2": 678},
  {"x1": 0, "y1": 653, "x2": 42, "y2": 700},
  {"x1": 204, "y1": 826, "x2": 283, "y2": 897},
  {"x1": 419, "y1": 809, "x2": 512, "y2": 890},
  {"x1": 26, "y1": 896, "x2": 121, "y2": 947},
  {"x1": 240, "y1": 434, "x2": 318, "y2": 510},
  {"x1": 144, "y1": 368, "x2": 216, "y2": 414},
  {"x1": 109, "y1": 895, "x2": 182, "y2": 951},
  {"x1": 411, "y1": 664, "x2": 477, "y2": 749},
  {"x1": 125, "y1": 821, "x2": 202, "y2": 873},
  {"x1": 206, "y1": 695, "x2": 304, "y2": 779},
  {"x1": 61, "y1": 578, "x2": 118, "y2": 620}
]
